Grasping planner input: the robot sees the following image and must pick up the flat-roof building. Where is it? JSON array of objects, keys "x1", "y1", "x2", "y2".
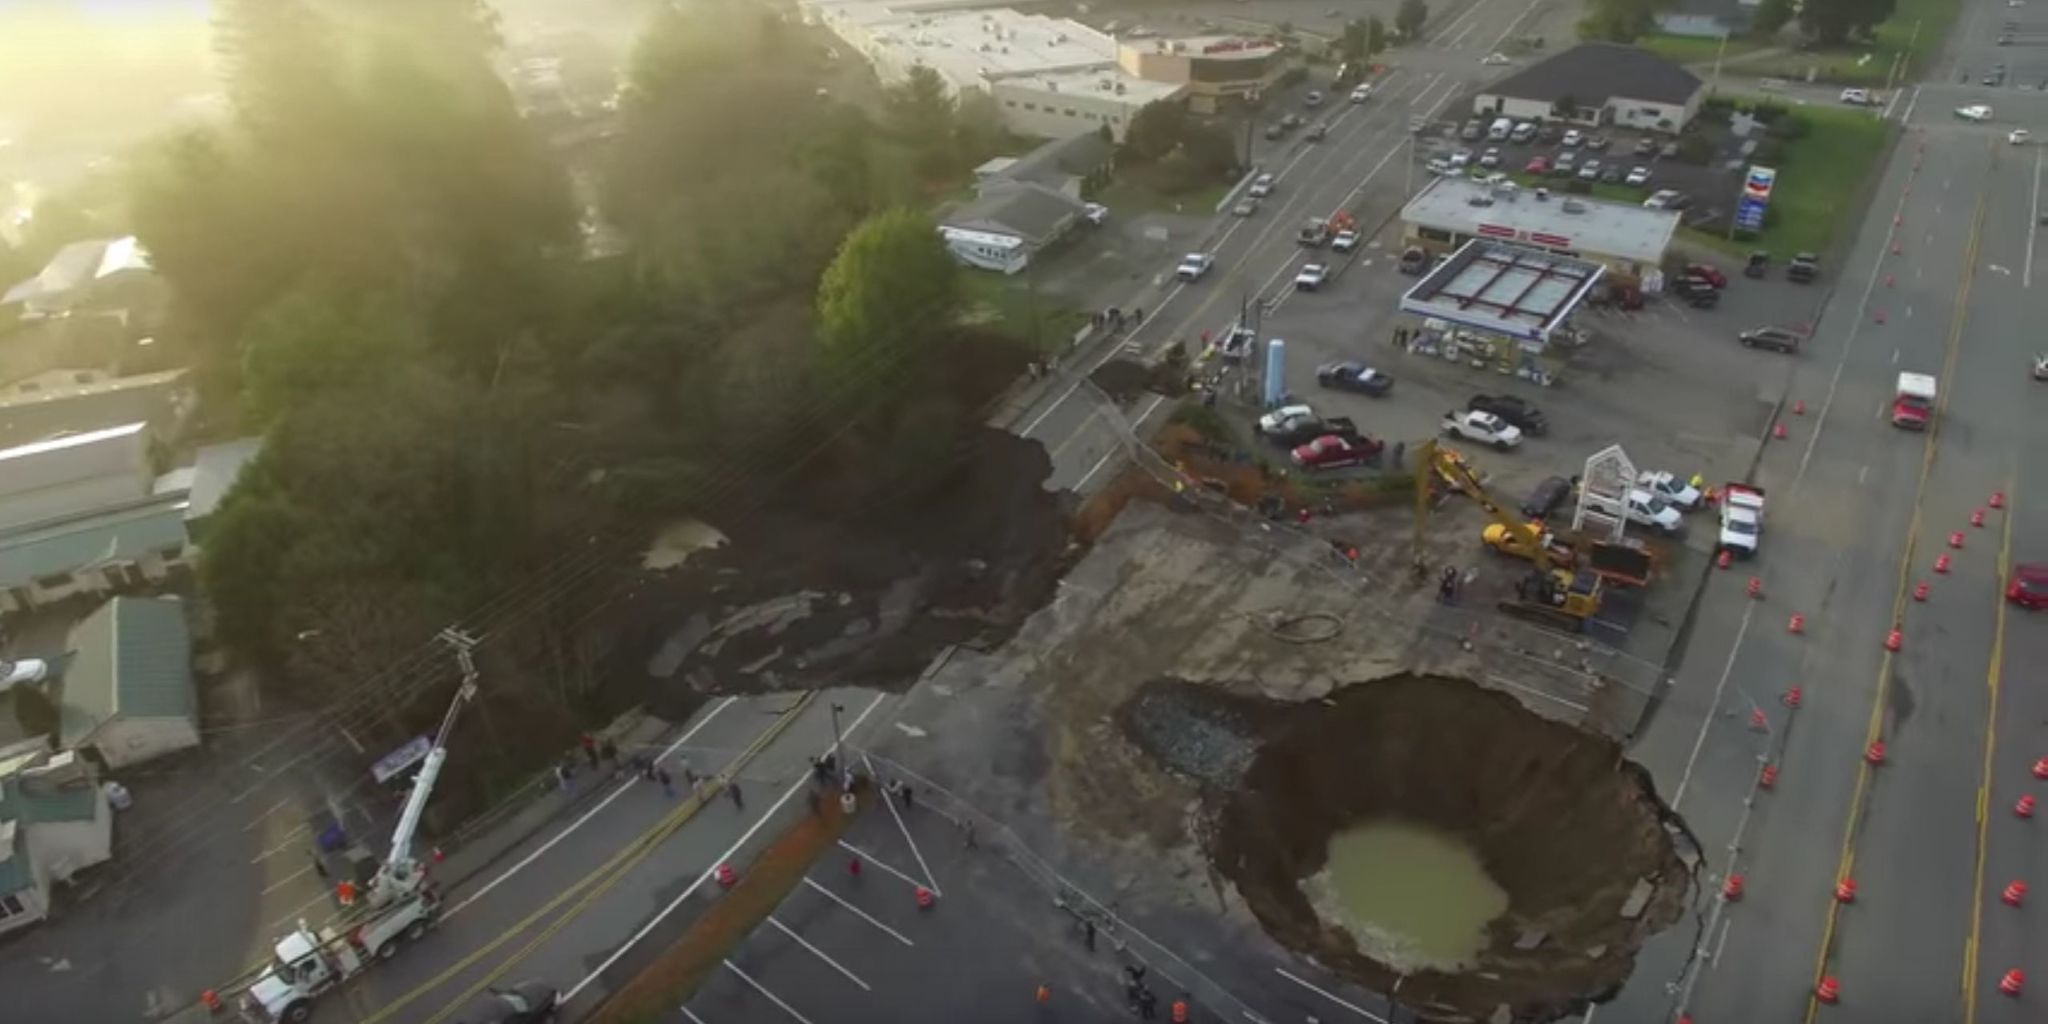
[
  {"x1": 1400, "y1": 177, "x2": 1679, "y2": 281},
  {"x1": 1116, "y1": 35, "x2": 1288, "y2": 113}
]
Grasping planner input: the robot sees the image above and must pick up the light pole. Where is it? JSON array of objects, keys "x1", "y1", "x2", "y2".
[
  {"x1": 830, "y1": 701, "x2": 847, "y2": 770},
  {"x1": 1709, "y1": 29, "x2": 1729, "y2": 97}
]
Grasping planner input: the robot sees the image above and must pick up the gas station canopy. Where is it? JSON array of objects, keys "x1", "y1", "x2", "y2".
[{"x1": 1399, "y1": 240, "x2": 1606, "y2": 345}]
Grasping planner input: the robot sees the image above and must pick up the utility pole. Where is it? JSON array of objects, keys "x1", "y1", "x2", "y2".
[
  {"x1": 829, "y1": 701, "x2": 847, "y2": 772},
  {"x1": 1709, "y1": 30, "x2": 1729, "y2": 97}
]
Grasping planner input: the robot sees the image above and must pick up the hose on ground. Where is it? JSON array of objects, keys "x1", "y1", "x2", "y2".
[{"x1": 1256, "y1": 611, "x2": 1344, "y2": 644}]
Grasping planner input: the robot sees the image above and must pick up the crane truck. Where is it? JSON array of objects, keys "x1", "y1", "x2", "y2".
[{"x1": 241, "y1": 640, "x2": 480, "y2": 1024}]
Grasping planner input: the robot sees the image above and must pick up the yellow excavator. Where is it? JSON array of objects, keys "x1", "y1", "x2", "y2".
[{"x1": 1412, "y1": 440, "x2": 1606, "y2": 632}]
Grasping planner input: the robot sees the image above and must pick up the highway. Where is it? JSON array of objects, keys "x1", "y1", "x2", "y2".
[{"x1": 1581, "y1": 9, "x2": 2048, "y2": 1017}]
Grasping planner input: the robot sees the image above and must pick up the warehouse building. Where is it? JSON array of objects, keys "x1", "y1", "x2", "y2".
[
  {"x1": 1115, "y1": 35, "x2": 1288, "y2": 113},
  {"x1": 1398, "y1": 177, "x2": 1679, "y2": 282}
]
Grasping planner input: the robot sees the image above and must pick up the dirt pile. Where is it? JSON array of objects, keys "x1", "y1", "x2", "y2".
[
  {"x1": 600, "y1": 427, "x2": 1074, "y2": 716},
  {"x1": 1151, "y1": 674, "x2": 1691, "y2": 1023}
]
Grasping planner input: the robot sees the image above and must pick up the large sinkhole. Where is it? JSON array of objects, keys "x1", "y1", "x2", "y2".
[{"x1": 1126, "y1": 674, "x2": 1693, "y2": 1023}]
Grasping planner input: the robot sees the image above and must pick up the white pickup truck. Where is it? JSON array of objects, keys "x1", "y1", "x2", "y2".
[
  {"x1": 1441, "y1": 409, "x2": 1523, "y2": 450},
  {"x1": 1718, "y1": 483, "x2": 1766, "y2": 558}
]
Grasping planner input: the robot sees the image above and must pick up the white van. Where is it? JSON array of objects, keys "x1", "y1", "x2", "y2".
[{"x1": 1487, "y1": 117, "x2": 1513, "y2": 141}]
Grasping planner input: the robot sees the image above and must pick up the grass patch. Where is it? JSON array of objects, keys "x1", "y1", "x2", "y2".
[
  {"x1": 585, "y1": 794, "x2": 855, "y2": 1024},
  {"x1": 1714, "y1": 0, "x2": 1963, "y2": 86},
  {"x1": 959, "y1": 269, "x2": 1090, "y2": 351},
  {"x1": 1094, "y1": 175, "x2": 1232, "y2": 216},
  {"x1": 1637, "y1": 32, "x2": 1771, "y2": 66},
  {"x1": 1696, "y1": 105, "x2": 1888, "y2": 259}
]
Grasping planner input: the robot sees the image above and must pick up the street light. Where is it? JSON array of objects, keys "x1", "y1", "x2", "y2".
[{"x1": 830, "y1": 701, "x2": 847, "y2": 771}]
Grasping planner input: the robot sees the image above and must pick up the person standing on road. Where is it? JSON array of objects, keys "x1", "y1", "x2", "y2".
[
  {"x1": 728, "y1": 781, "x2": 745, "y2": 809},
  {"x1": 898, "y1": 782, "x2": 915, "y2": 811},
  {"x1": 1137, "y1": 987, "x2": 1158, "y2": 1020},
  {"x1": 655, "y1": 765, "x2": 674, "y2": 798},
  {"x1": 580, "y1": 733, "x2": 598, "y2": 768}
]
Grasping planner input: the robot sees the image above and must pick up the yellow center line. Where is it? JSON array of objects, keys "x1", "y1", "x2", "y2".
[
  {"x1": 1802, "y1": 139, "x2": 1992, "y2": 1023},
  {"x1": 1962, "y1": 476, "x2": 2016, "y2": 1024}
]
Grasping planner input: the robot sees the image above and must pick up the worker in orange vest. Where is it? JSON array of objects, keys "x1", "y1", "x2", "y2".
[{"x1": 336, "y1": 880, "x2": 357, "y2": 906}]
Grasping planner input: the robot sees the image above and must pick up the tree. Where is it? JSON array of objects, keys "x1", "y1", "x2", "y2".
[
  {"x1": 1798, "y1": 0, "x2": 1894, "y2": 44},
  {"x1": 1752, "y1": 0, "x2": 1796, "y2": 34},
  {"x1": 1339, "y1": 19, "x2": 1369, "y2": 61},
  {"x1": 1368, "y1": 16, "x2": 1389, "y2": 54},
  {"x1": 238, "y1": 287, "x2": 426, "y2": 427},
  {"x1": 1551, "y1": 94, "x2": 1581, "y2": 119},
  {"x1": 1578, "y1": 0, "x2": 1669, "y2": 42},
  {"x1": 887, "y1": 66, "x2": 962, "y2": 182},
  {"x1": 1396, "y1": 0, "x2": 1429, "y2": 38},
  {"x1": 1123, "y1": 100, "x2": 1191, "y2": 162},
  {"x1": 815, "y1": 209, "x2": 962, "y2": 397}
]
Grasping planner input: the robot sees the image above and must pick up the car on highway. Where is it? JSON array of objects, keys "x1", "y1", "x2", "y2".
[
  {"x1": 1176, "y1": 253, "x2": 1215, "y2": 281},
  {"x1": 1257, "y1": 404, "x2": 1318, "y2": 437},
  {"x1": 1294, "y1": 263, "x2": 1330, "y2": 290},
  {"x1": 1625, "y1": 165, "x2": 1651, "y2": 186},
  {"x1": 461, "y1": 981, "x2": 561, "y2": 1023},
  {"x1": 1738, "y1": 325, "x2": 1803, "y2": 353},
  {"x1": 1467, "y1": 394, "x2": 1548, "y2": 435},
  {"x1": 1317, "y1": 361, "x2": 1394, "y2": 395},
  {"x1": 1561, "y1": 129, "x2": 1584, "y2": 147},
  {"x1": 1307, "y1": 122, "x2": 1329, "y2": 141},
  {"x1": 1233, "y1": 196, "x2": 1259, "y2": 216},
  {"x1": 1479, "y1": 147, "x2": 1502, "y2": 168},
  {"x1": 1249, "y1": 173, "x2": 1276, "y2": 197},
  {"x1": 2013, "y1": 129, "x2": 2032, "y2": 144},
  {"x1": 2007, "y1": 564, "x2": 2048, "y2": 609},
  {"x1": 1292, "y1": 433, "x2": 1383, "y2": 470},
  {"x1": 1840, "y1": 87, "x2": 1872, "y2": 104},
  {"x1": 1957, "y1": 104, "x2": 1994, "y2": 121},
  {"x1": 1331, "y1": 229, "x2": 1360, "y2": 252},
  {"x1": 1350, "y1": 83, "x2": 1374, "y2": 102},
  {"x1": 1525, "y1": 155, "x2": 1551, "y2": 174},
  {"x1": 1638, "y1": 470, "x2": 1703, "y2": 511}
]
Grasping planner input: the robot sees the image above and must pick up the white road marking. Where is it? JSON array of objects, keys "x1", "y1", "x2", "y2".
[
  {"x1": 1488, "y1": 0, "x2": 1547, "y2": 51},
  {"x1": 866, "y1": 756, "x2": 940, "y2": 893},
  {"x1": 265, "y1": 891, "x2": 334, "y2": 934},
  {"x1": 562, "y1": 694, "x2": 889, "y2": 1003},
  {"x1": 446, "y1": 696, "x2": 738, "y2": 918},
  {"x1": 1710, "y1": 916, "x2": 1733, "y2": 969},
  {"x1": 681, "y1": 1008, "x2": 710, "y2": 1024},
  {"x1": 1671, "y1": 600, "x2": 1757, "y2": 808},
  {"x1": 1793, "y1": 180, "x2": 1917, "y2": 484},
  {"x1": 1893, "y1": 348, "x2": 1901, "y2": 364},
  {"x1": 1273, "y1": 967, "x2": 1389, "y2": 1022},
  {"x1": 836, "y1": 839, "x2": 928, "y2": 892},
  {"x1": 243, "y1": 797, "x2": 294, "y2": 832},
  {"x1": 768, "y1": 916, "x2": 871, "y2": 991},
  {"x1": 260, "y1": 864, "x2": 312, "y2": 896},
  {"x1": 723, "y1": 960, "x2": 816, "y2": 1024},
  {"x1": 2028, "y1": 144, "x2": 2042, "y2": 288},
  {"x1": 1859, "y1": 464, "x2": 1870, "y2": 484},
  {"x1": 801, "y1": 877, "x2": 916, "y2": 946},
  {"x1": 1430, "y1": 0, "x2": 1493, "y2": 45},
  {"x1": 250, "y1": 828, "x2": 316, "y2": 865},
  {"x1": 1074, "y1": 396, "x2": 1166, "y2": 490}
]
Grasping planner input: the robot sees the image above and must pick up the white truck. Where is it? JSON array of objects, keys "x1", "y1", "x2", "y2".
[
  {"x1": 1441, "y1": 409, "x2": 1523, "y2": 449},
  {"x1": 1719, "y1": 483, "x2": 1766, "y2": 558},
  {"x1": 1891, "y1": 371, "x2": 1937, "y2": 429},
  {"x1": 241, "y1": 643, "x2": 481, "y2": 1024}
]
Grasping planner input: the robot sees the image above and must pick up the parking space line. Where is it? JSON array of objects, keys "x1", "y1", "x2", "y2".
[
  {"x1": 837, "y1": 839, "x2": 928, "y2": 892},
  {"x1": 267, "y1": 890, "x2": 333, "y2": 934},
  {"x1": 681, "y1": 1008, "x2": 710, "y2": 1024},
  {"x1": 242, "y1": 797, "x2": 294, "y2": 832},
  {"x1": 248, "y1": 823, "x2": 312, "y2": 863},
  {"x1": 723, "y1": 960, "x2": 816, "y2": 1024},
  {"x1": 1074, "y1": 395, "x2": 1167, "y2": 490},
  {"x1": 864, "y1": 753, "x2": 941, "y2": 896},
  {"x1": 447, "y1": 696, "x2": 737, "y2": 918},
  {"x1": 768, "y1": 917, "x2": 872, "y2": 991},
  {"x1": 261, "y1": 863, "x2": 312, "y2": 896},
  {"x1": 801, "y1": 876, "x2": 915, "y2": 946},
  {"x1": 1273, "y1": 967, "x2": 1388, "y2": 1022}
]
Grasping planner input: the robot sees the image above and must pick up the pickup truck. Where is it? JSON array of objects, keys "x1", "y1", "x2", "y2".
[
  {"x1": 1298, "y1": 220, "x2": 1330, "y2": 246},
  {"x1": 1441, "y1": 409, "x2": 1523, "y2": 449},
  {"x1": 1588, "y1": 487, "x2": 1685, "y2": 537},
  {"x1": 1292, "y1": 434, "x2": 1383, "y2": 469},
  {"x1": 1718, "y1": 483, "x2": 1765, "y2": 557},
  {"x1": 242, "y1": 888, "x2": 442, "y2": 1023},
  {"x1": 1270, "y1": 415, "x2": 1361, "y2": 448}
]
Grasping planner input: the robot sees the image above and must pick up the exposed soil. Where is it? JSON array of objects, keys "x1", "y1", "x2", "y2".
[
  {"x1": 1167, "y1": 673, "x2": 1692, "y2": 1023},
  {"x1": 599, "y1": 426, "x2": 1075, "y2": 717}
]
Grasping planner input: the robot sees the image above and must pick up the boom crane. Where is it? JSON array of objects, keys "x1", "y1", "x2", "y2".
[{"x1": 369, "y1": 627, "x2": 479, "y2": 907}]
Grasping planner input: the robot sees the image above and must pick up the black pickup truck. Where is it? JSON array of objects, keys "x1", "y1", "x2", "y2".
[{"x1": 1269, "y1": 416, "x2": 1360, "y2": 448}]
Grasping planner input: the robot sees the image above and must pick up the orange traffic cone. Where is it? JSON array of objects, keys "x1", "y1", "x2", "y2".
[
  {"x1": 1835, "y1": 877, "x2": 1858, "y2": 903},
  {"x1": 1788, "y1": 613, "x2": 1806, "y2": 634},
  {"x1": 2000, "y1": 969, "x2": 2024, "y2": 996},
  {"x1": 1950, "y1": 531, "x2": 1966, "y2": 549},
  {"x1": 1794, "y1": 399, "x2": 1806, "y2": 414},
  {"x1": 2018, "y1": 794, "x2": 2037, "y2": 818},
  {"x1": 1936, "y1": 553, "x2": 1953, "y2": 573},
  {"x1": 1760, "y1": 763, "x2": 1779, "y2": 789},
  {"x1": 1816, "y1": 976, "x2": 1841, "y2": 1003},
  {"x1": 1723, "y1": 874, "x2": 1745, "y2": 901},
  {"x1": 915, "y1": 886, "x2": 935, "y2": 909},
  {"x1": 2003, "y1": 880, "x2": 2028, "y2": 906},
  {"x1": 1747, "y1": 576, "x2": 1763, "y2": 598},
  {"x1": 716, "y1": 863, "x2": 738, "y2": 887},
  {"x1": 1913, "y1": 581, "x2": 1930, "y2": 601},
  {"x1": 1884, "y1": 628, "x2": 1903, "y2": 652},
  {"x1": 1773, "y1": 422, "x2": 1788, "y2": 439},
  {"x1": 1992, "y1": 490, "x2": 2006, "y2": 509},
  {"x1": 200, "y1": 990, "x2": 223, "y2": 1014},
  {"x1": 1866, "y1": 741, "x2": 1888, "y2": 765},
  {"x1": 1749, "y1": 709, "x2": 1769, "y2": 731},
  {"x1": 1037, "y1": 983, "x2": 1052, "y2": 1004},
  {"x1": 1172, "y1": 998, "x2": 1190, "y2": 1023},
  {"x1": 2033, "y1": 758, "x2": 2048, "y2": 780},
  {"x1": 1717, "y1": 549, "x2": 1732, "y2": 570}
]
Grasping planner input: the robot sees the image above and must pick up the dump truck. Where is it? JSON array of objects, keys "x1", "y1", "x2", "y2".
[{"x1": 1892, "y1": 372, "x2": 1937, "y2": 429}]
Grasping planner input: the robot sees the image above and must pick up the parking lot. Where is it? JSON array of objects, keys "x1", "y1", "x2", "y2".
[{"x1": 1413, "y1": 116, "x2": 1741, "y2": 228}]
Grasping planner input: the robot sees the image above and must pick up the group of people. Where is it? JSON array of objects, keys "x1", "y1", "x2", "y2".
[
  {"x1": 1093, "y1": 306, "x2": 1144, "y2": 333},
  {"x1": 556, "y1": 731, "x2": 700, "y2": 800}
]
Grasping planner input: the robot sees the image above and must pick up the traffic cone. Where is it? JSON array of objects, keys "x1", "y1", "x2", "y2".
[
  {"x1": 1992, "y1": 490, "x2": 2006, "y2": 509},
  {"x1": 1885, "y1": 628, "x2": 1903, "y2": 652},
  {"x1": 849, "y1": 857, "x2": 863, "y2": 877},
  {"x1": 1717, "y1": 549, "x2": 1732, "y2": 570},
  {"x1": 1972, "y1": 508, "x2": 1987, "y2": 527},
  {"x1": 1783, "y1": 686, "x2": 1804, "y2": 708},
  {"x1": 1789, "y1": 613, "x2": 1806, "y2": 634},
  {"x1": 1722, "y1": 873, "x2": 1745, "y2": 901},
  {"x1": 2003, "y1": 880, "x2": 2028, "y2": 906},
  {"x1": 1835, "y1": 877, "x2": 1858, "y2": 903},
  {"x1": 716, "y1": 863, "x2": 738, "y2": 887},
  {"x1": 1773, "y1": 422, "x2": 1788, "y2": 439},
  {"x1": 1885, "y1": 273, "x2": 1895, "y2": 287},
  {"x1": 1913, "y1": 581, "x2": 1930, "y2": 601},
  {"x1": 1950, "y1": 531, "x2": 1966, "y2": 549},
  {"x1": 915, "y1": 885, "x2": 936, "y2": 909},
  {"x1": 200, "y1": 990, "x2": 223, "y2": 1014},
  {"x1": 1793, "y1": 399, "x2": 1806, "y2": 414},
  {"x1": 1750, "y1": 709, "x2": 1769, "y2": 731},
  {"x1": 1866, "y1": 741, "x2": 1888, "y2": 765},
  {"x1": 1037, "y1": 983, "x2": 1052, "y2": 1004},
  {"x1": 1936, "y1": 553, "x2": 1953, "y2": 573},
  {"x1": 1816, "y1": 976, "x2": 1841, "y2": 1003},
  {"x1": 1747, "y1": 576, "x2": 1763, "y2": 598},
  {"x1": 1892, "y1": 238, "x2": 1902, "y2": 254},
  {"x1": 2018, "y1": 794, "x2": 2037, "y2": 818},
  {"x1": 1760, "y1": 763, "x2": 1779, "y2": 789},
  {"x1": 1172, "y1": 998, "x2": 1190, "y2": 1023},
  {"x1": 2001, "y1": 969, "x2": 2025, "y2": 996},
  {"x1": 2033, "y1": 758, "x2": 2048, "y2": 779}
]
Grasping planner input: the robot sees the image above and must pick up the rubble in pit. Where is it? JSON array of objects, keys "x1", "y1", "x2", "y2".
[{"x1": 1124, "y1": 675, "x2": 1695, "y2": 1023}]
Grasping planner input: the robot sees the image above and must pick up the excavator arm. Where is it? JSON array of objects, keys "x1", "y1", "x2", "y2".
[{"x1": 1413, "y1": 440, "x2": 1556, "y2": 572}]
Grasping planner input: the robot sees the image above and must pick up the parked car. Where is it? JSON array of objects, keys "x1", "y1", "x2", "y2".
[
  {"x1": 1399, "y1": 247, "x2": 1432, "y2": 275},
  {"x1": 1738, "y1": 325, "x2": 1804, "y2": 353},
  {"x1": 1292, "y1": 434, "x2": 1384, "y2": 469},
  {"x1": 1670, "y1": 276, "x2": 1719, "y2": 308},
  {"x1": 1599, "y1": 166, "x2": 1623, "y2": 184},
  {"x1": 1525, "y1": 155, "x2": 1551, "y2": 174},
  {"x1": 1249, "y1": 173, "x2": 1276, "y2": 197},
  {"x1": 1441, "y1": 409, "x2": 1523, "y2": 449},
  {"x1": 1624, "y1": 166, "x2": 1651, "y2": 186},
  {"x1": 1787, "y1": 252, "x2": 1821, "y2": 283},
  {"x1": 2008, "y1": 563, "x2": 2048, "y2": 608},
  {"x1": 1305, "y1": 90, "x2": 1325, "y2": 107},
  {"x1": 1479, "y1": 147, "x2": 1502, "y2": 168},
  {"x1": 1294, "y1": 263, "x2": 1330, "y2": 290},
  {"x1": 1576, "y1": 160, "x2": 1601, "y2": 181},
  {"x1": 1553, "y1": 152, "x2": 1577, "y2": 176},
  {"x1": 1586, "y1": 133, "x2": 1610, "y2": 150},
  {"x1": 2012, "y1": 129, "x2": 2032, "y2": 145},
  {"x1": 1307, "y1": 122, "x2": 1330, "y2": 141},
  {"x1": 1, "y1": 657, "x2": 48, "y2": 690},
  {"x1": 1638, "y1": 470, "x2": 1703, "y2": 511},
  {"x1": 1561, "y1": 129, "x2": 1584, "y2": 147},
  {"x1": 1449, "y1": 148, "x2": 1473, "y2": 168},
  {"x1": 1511, "y1": 122, "x2": 1538, "y2": 142},
  {"x1": 1744, "y1": 251, "x2": 1769, "y2": 278},
  {"x1": 1461, "y1": 119, "x2": 1485, "y2": 140},
  {"x1": 1589, "y1": 487, "x2": 1684, "y2": 536},
  {"x1": 1633, "y1": 137, "x2": 1658, "y2": 157},
  {"x1": 1176, "y1": 253, "x2": 1215, "y2": 281},
  {"x1": 1684, "y1": 263, "x2": 1728, "y2": 288},
  {"x1": 1658, "y1": 141, "x2": 1679, "y2": 159},
  {"x1": 1643, "y1": 189, "x2": 1685, "y2": 209},
  {"x1": 1521, "y1": 475, "x2": 1574, "y2": 520},
  {"x1": 1318, "y1": 361, "x2": 1394, "y2": 395},
  {"x1": 464, "y1": 981, "x2": 561, "y2": 1024},
  {"x1": 1841, "y1": 87, "x2": 1873, "y2": 105},
  {"x1": 1467, "y1": 394, "x2": 1548, "y2": 435},
  {"x1": 1271, "y1": 416, "x2": 1361, "y2": 448}
]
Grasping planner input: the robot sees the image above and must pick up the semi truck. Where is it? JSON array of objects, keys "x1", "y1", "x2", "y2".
[{"x1": 1892, "y1": 372, "x2": 1937, "y2": 429}]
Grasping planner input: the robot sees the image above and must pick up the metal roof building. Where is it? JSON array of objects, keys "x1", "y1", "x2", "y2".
[
  {"x1": 59, "y1": 596, "x2": 198, "y2": 770},
  {"x1": 1400, "y1": 177, "x2": 1680, "y2": 280},
  {"x1": 1399, "y1": 240, "x2": 1606, "y2": 343}
]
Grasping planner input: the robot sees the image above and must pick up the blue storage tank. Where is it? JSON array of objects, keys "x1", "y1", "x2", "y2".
[{"x1": 1263, "y1": 338, "x2": 1286, "y2": 408}]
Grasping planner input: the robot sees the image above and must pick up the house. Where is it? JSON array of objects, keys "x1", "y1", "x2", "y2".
[
  {"x1": 0, "y1": 747, "x2": 114, "y2": 936},
  {"x1": 939, "y1": 181, "x2": 1087, "y2": 273},
  {"x1": 1472, "y1": 43, "x2": 1706, "y2": 134},
  {"x1": 972, "y1": 131, "x2": 1116, "y2": 201},
  {"x1": 58, "y1": 597, "x2": 199, "y2": 770},
  {"x1": 0, "y1": 368, "x2": 194, "y2": 450},
  {"x1": 1, "y1": 236, "x2": 159, "y2": 321}
]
